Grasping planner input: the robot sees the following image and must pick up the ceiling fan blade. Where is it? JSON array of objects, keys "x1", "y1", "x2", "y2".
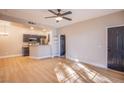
[
  {"x1": 45, "y1": 16, "x2": 57, "y2": 18},
  {"x1": 48, "y1": 10, "x2": 57, "y2": 15},
  {"x1": 63, "y1": 17, "x2": 72, "y2": 21},
  {"x1": 61, "y1": 11, "x2": 72, "y2": 16}
]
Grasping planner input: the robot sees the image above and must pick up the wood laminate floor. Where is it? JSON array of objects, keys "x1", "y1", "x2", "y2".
[{"x1": 0, "y1": 57, "x2": 124, "y2": 83}]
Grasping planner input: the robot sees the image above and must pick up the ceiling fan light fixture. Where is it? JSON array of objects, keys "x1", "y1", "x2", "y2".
[
  {"x1": 55, "y1": 17, "x2": 63, "y2": 21},
  {"x1": 45, "y1": 9, "x2": 72, "y2": 22}
]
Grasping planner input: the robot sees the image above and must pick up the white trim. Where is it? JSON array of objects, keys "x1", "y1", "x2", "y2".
[
  {"x1": 106, "y1": 24, "x2": 124, "y2": 29},
  {"x1": 29, "y1": 56, "x2": 52, "y2": 59},
  {"x1": 0, "y1": 54, "x2": 22, "y2": 59},
  {"x1": 86, "y1": 61, "x2": 107, "y2": 68},
  {"x1": 67, "y1": 56, "x2": 107, "y2": 69}
]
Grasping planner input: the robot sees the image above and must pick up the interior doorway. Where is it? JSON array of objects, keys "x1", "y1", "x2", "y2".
[{"x1": 60, "y1": 35, "x2": 66, "y2": 57}]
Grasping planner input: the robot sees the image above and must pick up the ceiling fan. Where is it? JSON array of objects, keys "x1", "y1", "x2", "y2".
[{"x1": 45, "y1": 9, "x2": 72, "y2": 22}]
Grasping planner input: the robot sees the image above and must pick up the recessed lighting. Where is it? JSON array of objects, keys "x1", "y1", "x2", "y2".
[{"x1": 30, "y1": 27, "x2": 34, "y2": 30}]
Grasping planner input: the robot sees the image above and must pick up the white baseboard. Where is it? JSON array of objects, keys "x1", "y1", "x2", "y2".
[
  {"x1": 67, "y1": 56, "x2": 107, "y2": 69},
  {"x1": 0, "y1": 54, "x2": 22, "y2": 59},
  {"x1": 29, "y1": 56, "x2": 52, "y2": 59},
  {"x1": 87, "y1": 61, "x2": 107, "y2": 68}
]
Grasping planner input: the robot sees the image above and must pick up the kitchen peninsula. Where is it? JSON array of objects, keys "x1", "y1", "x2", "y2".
[{"x1": 29, "y1": 45, "x2": 52, "y2": 59}]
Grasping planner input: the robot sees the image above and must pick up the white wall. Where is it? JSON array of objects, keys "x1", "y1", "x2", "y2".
[
  {"x1": 0, "y1": 20, "x2": 50, "y2": 58},
  {"x1": 51, "y1": 29, "x2": 60, "y2": 57},
  {"x1": 59, "y1": 11, "x2": 124, "y2": 68}
]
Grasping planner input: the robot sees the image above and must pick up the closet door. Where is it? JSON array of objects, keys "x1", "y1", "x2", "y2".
[
  {"x1": 60, "y1": 35, "x2": 66, "y2": 56},
  {"x1": 108, "y1": 26, "x2": 124, "y2": 72},
  {"x1": 108, "y1": 28, "x2": 118, "y2": 70},
  {"x1": 117, "y1": 27, "x2": 124, "y2": 71}
]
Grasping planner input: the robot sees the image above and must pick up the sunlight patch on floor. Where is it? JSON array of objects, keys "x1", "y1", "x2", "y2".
[
  {"x1": 55, "y1": 61, "x2": 113, "y2": 83},
  {"x1": 76, "y1": 63, "x2": 113, "y2": 83}
]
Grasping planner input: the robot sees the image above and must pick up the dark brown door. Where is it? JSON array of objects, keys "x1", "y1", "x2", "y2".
[
  {"x1": 108, "y1": 26, "x2": 124, "y2": 72},
  {"x1": 60, "y1": 35, "x2": 66, "y2": 56}
]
